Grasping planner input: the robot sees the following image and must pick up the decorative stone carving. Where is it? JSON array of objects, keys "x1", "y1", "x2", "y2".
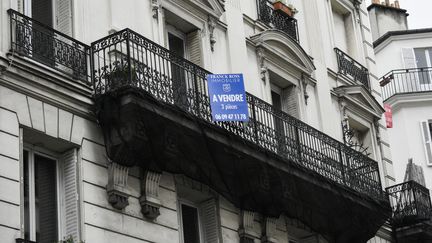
[
  {"x1": 107, "y1": 162, "x2": 130, "y2": 210},
  {"x1": 256, "y1": 47, "x2": 268, "y2": 83},
  {"x1": 301, "y1": 75, "x2": 309, "y2": 105},
  {"x1": 239, "y1": 210, "x2": 256, "y2": 243},
  {"x1": 140, "y1": 171, "x2": 162, "y2": 220},
  {"x1": 151, "y1": 0, "x2": 160, "y2": 19},
  {"x1": 208, "y1": 16, "x2": 217, "y2": 52},
  {"x1": 262, "y1": 217, "x2": 278, "y2": 243}
]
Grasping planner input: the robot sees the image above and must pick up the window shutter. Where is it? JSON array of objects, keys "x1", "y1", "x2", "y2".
[
  {"x1": 62, "y1": 148, "x2": 80, "y2": 241},
  {"x1": 200, "y1": 198, "x2": 222, "y2": 243},
  {"x1": 187, "y1": 30, "x2": 202, "y2": 66},
  {"x1": 420, "y1": 121, "x2": 432, "y2": 166},
  {"x1": 56, "y1": 0, "x2": 73, "y2": 36},
  {"x1": 402, "y1": 48, "x2": 416, "y2": 69},
  {"x1": 282, "y1": 86, "x2": 299, "y2": 118}
]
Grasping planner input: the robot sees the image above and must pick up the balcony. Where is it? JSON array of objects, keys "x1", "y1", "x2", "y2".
[
  {"x1": 15, "y1": 239, "x2": 36, "y2": 243},
  {"x1": 386, "y1": 181, "x2": 432, "y2": 242},
  {"x1": 380, "y1": 67, "x2": 432, "y2": 101},
  {"x1": 335, "y1": 48, "x2": 370, "y2": 90},
  {"x1": 91, "y1": 28, "x2": 390, "y2": 241},
  {"x1": 8, "y1": 9, "x2": 90, "y2": 83},
  {"x1": 256, "y1": 0, "x2": 299, "y2": 42}
]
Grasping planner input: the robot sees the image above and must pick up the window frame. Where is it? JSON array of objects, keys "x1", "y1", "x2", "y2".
[
  {"x1": 166, "y1": 24, "x2": 189, "y2": 60},
  {"x1": 420, "y1": 120, "x2": 432, "y2": 166},
  {"x1": 178, "y1": 199, "x2": 204, "y2": 243},
  {"x1": 23, "y1": 0, "x2": 56, "y2": 26},
  {"x1": 23, "y1": 145, "x2": 64, "y2": 242}
]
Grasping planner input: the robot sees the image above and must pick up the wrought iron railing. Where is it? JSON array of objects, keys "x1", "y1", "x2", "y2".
[
  {"x1": 8, "y1": 9, "x2": 90, "y2": 82},
  {"x1": 256, "y1": 0, "x2": 299, "y2": 42},
  {"x1": 16, "y1": 239, "x2": 37, "y2": 243},
  {"x1": 92, "y1": 28, "x2": 384, "y2": 200},
  {"x1": 386, "y1": 181, "x2": 432, "y2": 227},
  {"x1": 335, "y1": 48, "x2": 370, "y2": 90},
  {"x1": 380, "y1": 67, "x2": 432, "y2": 101}
]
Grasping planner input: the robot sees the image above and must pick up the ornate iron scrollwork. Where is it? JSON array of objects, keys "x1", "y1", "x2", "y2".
[
  {"x1": 342, "y1": 119, "x2": 371, "y2": 157},
  {"x1": 91, "y1": 28, "x2": 384, "y2": 200}
]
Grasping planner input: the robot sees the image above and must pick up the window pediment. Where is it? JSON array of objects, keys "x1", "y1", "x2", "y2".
[
  {"x1": 251, "y1": 30, "x2": 315, "y2": 76},
  {"x1": 163, "y1": 0, "x2": 224, "y2": 19},
  {"x1": 335, "y1": 85, "x2": 385, "y2": 120}
]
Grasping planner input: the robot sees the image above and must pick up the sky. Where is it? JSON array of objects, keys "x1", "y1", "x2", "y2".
[{"x1": 399, "y1": 0, "x2": 432, "y2": 29}]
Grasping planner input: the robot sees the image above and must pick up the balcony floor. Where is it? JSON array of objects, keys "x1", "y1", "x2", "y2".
[{"x1": 96, "y1": 87, "x2": 391, "y2": 243}]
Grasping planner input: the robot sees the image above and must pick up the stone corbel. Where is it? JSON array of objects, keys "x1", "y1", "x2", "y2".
[
  {"x1": 208, "y1": 16, "x2": 217, "y2": 52},
  {"x1": 262, "y1": 217, "x2": 278, "y2": 243},
  {"x1": 238, "y1": 210, "x2": 256, "y2": 243},
  {"x1": 107, "y1": 162, "x2": 130, "y2": 210},
  {"x1": 151, "y1": 0, "x2": 161, "y2": 19},
  {"x1": 140, "y1": 171, "x2": 162, "y2": 220},
  {"x1": 374, "y1": 119, "x2": 381, "y2": 145},
  {"x1": 301, "y1": 75, "x2": 309, "y2": 105},
  {"x1": 256, "y1": 47, "x2": 268, "y2": 83}
]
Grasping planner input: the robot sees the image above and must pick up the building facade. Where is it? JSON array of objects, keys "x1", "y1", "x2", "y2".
[
  {"x1": 0, "y1": 0, "x2": 394, "y2": 243},
  {"x1": 370, "y1": 1, "x2": 432, "y2": 242}
]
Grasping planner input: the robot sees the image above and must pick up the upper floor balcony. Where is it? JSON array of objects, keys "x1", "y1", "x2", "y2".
[
  {"x1": 380, "y1": 67, "x2": 432, "y2": 101},
  {"x1": 5, "y1": 8, "x2": 390, "y2": 242},
  {"x1": 91, "y1": 28, "x2": 390, "y2": 242},
  {"x1": 386, "y1": 181, "x2": 432, "y2": 242},
  {"x1": 7, "y1": 9, "x2": 90, "y2": 84},
  {"x1": 335, "y1": 48, "x2": 371, "y2": 90},
  {"x1": 256, "y1": 0, "x2": 299, "y2": 42}
]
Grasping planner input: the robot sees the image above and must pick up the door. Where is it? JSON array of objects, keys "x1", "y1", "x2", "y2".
[
  {"x1": 271, "y1": 89, "x2": 286, "y2": 155},
  {"x1": 168, "y1": 32, "x2": 188, "y2": 108},
  {"x1": 31, "y1": 0, "x2": 55, "y2": 66}
]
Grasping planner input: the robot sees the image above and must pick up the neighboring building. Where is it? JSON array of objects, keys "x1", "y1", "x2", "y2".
[
  {"x1": 370, "y1": 1, "x2": 432, "y2": 242},
  {"x1": 0, "y1": 1, "x2": 394, "y2": 243}
]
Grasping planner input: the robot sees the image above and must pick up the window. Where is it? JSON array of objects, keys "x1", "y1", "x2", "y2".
[
  {"x1": 414, "y1": 48, "x2": 432, "y2": 85},
  {"x1": 175, "y1": 176, "x2": 222, "y2": 243},
  {"x1": 342, "y1": 118, "x2": 372, "y2": 157},
  {"x1": 24, "y1": 0, "x2": 73, "y2": 34},
  {"x1": 166, "y1": 16, "x2": 203, "y2": 109},
  {"x1": 420, "y1": 120, "x2": 432, "y2": 166},
  {"x1": 24, "y1": 150, "x2": 59, "y2": 243},
  {"x1": 270, "y1": 74, "x2": 299, "y2": 118},
  {"x1": 22, "y1": 147, "x2": 80, "y2": 243},
  {"x1": 331, "y1": 0, "x2": 356, "y2": 56},
  {"x1": 180, "y1": 203, "x2": 202, "y2": 243}
]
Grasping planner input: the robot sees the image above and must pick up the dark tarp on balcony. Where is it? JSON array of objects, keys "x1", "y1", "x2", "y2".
[{"x1": 95, "y1": 87, "x2": 391, "y2": 243}]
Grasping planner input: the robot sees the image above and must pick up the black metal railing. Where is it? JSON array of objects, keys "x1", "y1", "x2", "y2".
[
  {"x1": 386, "y1": 181, "x2": 432, "y2": 227},
  {"x1": 380, "y1": 67, "x2": 432, "y2": 101},
  {"x1": 335, "y1": 48, "x2": 370, "y2": 90},
  {"x1": 8, "y1": 9, "x2": 90, "y2": 82},
  {"x1": 256, "y1": 0, "x2": 299, "y2": 42},
  {"x1": 92, "y1": 29, "x2": 384, "y2": 200},
  {"x1": 16, "y1": 239, "x2": 37, "y2": 243}
]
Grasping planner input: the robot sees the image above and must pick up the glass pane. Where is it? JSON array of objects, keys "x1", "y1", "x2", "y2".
[
  {"x1": 34, "y1": 154, "x2": 57, "y2": 243},
  {"x1": 181, "y1": 204, "x2": 200, "y2": 243},
  {"x1": 414, "y1": 48, "x2": 431, "y2": 84}
]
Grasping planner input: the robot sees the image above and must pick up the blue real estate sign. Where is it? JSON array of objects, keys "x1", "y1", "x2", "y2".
[{"x1": 207, "y1": 74, "x2": 249, "y2": 122}]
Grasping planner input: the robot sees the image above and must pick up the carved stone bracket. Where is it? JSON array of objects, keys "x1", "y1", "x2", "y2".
[
  {"x1": 262, "y1": 217, "x2": 278, "y2": 243},
  {"x1": 256, "y1": 47, "x2": 268, "y2": 83},
  {"x1": 301, "y1": 75, "x2": 309, "y2": 105},
  {"x1": 151, "y1": 0, "x2": 161, "y2": 19},
  {"x1": 239, "y1": 210, "x2": 256, "y2": 243},
  {"x1": 208, "y1": 16, "x2": 217, "y2": 52},
  {"x1": 140, "y1": 171, "x2": 162, "y2": 220},
  {"x1": 107, "y1": 162, "x2": 130, "y2": 210}
]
